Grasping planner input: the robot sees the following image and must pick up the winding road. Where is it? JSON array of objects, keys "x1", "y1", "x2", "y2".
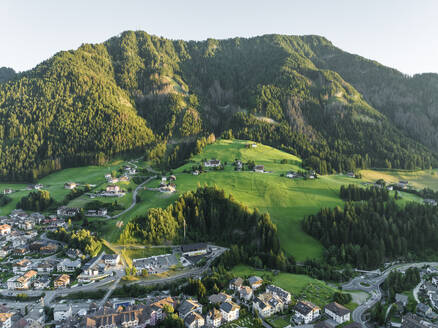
[
  {"x1": 110, "y1": 175, "x2": 157, "y2": 219},
  {"x1": 343, "y1": 262, "x2": 438, "y2": 326}
]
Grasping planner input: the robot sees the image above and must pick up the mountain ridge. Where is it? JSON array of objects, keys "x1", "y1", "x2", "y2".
[{"x1": 0, "y1": 31, "x2": 436, "y2": 181}]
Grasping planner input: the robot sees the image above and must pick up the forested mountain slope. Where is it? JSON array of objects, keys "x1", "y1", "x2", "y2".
[{"x1": 0, "y1": 31, "x2": 436, "y2": 181}]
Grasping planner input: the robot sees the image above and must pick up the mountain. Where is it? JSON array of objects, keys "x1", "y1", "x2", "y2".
[{"x1": 0, "y1": 31, "x2": 436, "y2": 181}]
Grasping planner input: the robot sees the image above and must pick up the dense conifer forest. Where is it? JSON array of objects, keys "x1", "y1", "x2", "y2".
[{"x1": 1, "y1": 31, "x2": 437, "y2": 180}]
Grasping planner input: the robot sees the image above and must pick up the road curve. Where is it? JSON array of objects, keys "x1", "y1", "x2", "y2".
[{"x1": 110, "y1": 175, "x2": 157, "y2": 219}]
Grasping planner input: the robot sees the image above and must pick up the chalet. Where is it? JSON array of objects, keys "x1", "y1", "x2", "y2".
[
  {"x1": 387, "y1": 185, "x2": 394, "y2": 191},
  {"x1": 0, "y1": 224, "x2": 11, "y2": 236},
  {"x1": 36, "y1": 260, "x2": 54, "y2": 274},
  {"x1": 57, "y1": 206, "x2": 80, "y2": 217},
  {"x1": 181, "y1": 243, "x2": 208, "y2": 257},
  {"x1": 169, "y1": 175, "x2": 176, "y2": 181},
  {"x1": 34, "y1": 184, "x2": 43, "y2": 190},
  {"x1": 294, "y1": 301, "x2": 320, "y2": 324},
  {"x1": 64, "y1": 182, "x2": 77, "y2": 189},
  {"x1": 346, "y1": 172, "x2": 355, "y2": 178},
  {"x1": 178, "y1": 299, "x2": 202, "y2": 319},
  {"x1": 3, "y1": 189, "x2": 13, "y2": 195},
  {"x1": 119, "y1": 175, "x2": 129, "y2": 182},
  {"x1": 208, "y1": 293, "x2": 231, "y2": 304},
  {"x1": 33, "y1": 276, "x2": 50, "y2": 289},
  {"x1": 125, "y1": 167, "x2": 136, "y2": 175},
  {"x1": 102, "y1": 254, "x2": 120, "y2": 266},
  {"x1": 220, "y1": 300, "x2": 240, "y2": 322},
  {"x1": 66, "y1": 248, "x2": 83, "y2": 259},
  {"x1": 266, "y1": 284, "x2": 291, "y2": 304},
  {"x1": 239, "y1": 286, "x2": 253, "y2": 301},
  {"x1": 286, "y1": 172, "x2": 296, "y2": 179},
  {"x1": 192, "y1": 170, "x2": 200, "y2": 176},
  {"x1": 54, "y1": 274, "x2": 70, "y2": 288},
  {"x1": 13, "y1": 259, "x2": 31, "y2": 273},
  {"x1": 253, "y1": 293, "x2": 284, "y2": 318},
  {"x1": 159, "y1": 185, "x2": 176, "y2": 193},
  {"x1": 229, "y1": 277, "x2": 244, "y2": 290},
  {"x1": 254, "y1": 165, "x2": 264, "y2": 173},
  {"x1": 184, "y1": 311, "x2": 204, "y2": 328},
  {"x1": 7, "y1": 270, "x2": 37, "y2": 290},
  {"x1": 206, "y1": 308, "x2": 222, "y2": 327},
  {"x1": 398, "y1": 180, "x2": 409, "y2": 189},
  {"x1": 85, "y1": 208, "x2": 108, "y2": 217},
  {"x1": 248, "y1": 276, "x2": 263, "y2": 289},
  {"x1": 325, "y1": 302, "x2": 351, "y2": 324},
  {"x1": 204, "y1": 159, "x2": 221, "y2": 168},
  {"x1": 57, "y1": 258, "x2": 81, "y2": 272}
]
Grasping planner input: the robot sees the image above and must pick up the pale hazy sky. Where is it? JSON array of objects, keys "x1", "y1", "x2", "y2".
[{"x1": 1, "y1": 0, "x2": 437, "y2": 75}]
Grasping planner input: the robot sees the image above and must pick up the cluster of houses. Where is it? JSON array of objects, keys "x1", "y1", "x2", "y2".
[
  {"x1": 158, "y1": 175, "x2": 176, "y2": 193},
  {"x1": 0, "y1": 210, "x2": 64, "y2": 258}
]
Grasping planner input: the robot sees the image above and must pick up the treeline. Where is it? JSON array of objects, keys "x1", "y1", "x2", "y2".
[
  {"x1": 382, "y1": 268, "x2": 420, "y2": 301},
  {"x1": 48, "y1": 228, "x2": 102, "y2": 257},
  {"x1": 17, "y1": 190, "x2": 55, "y2": 211},
  {"x1": 303, "y1": 198, "x2": 438, "y2": 268},
  {"x1": 340, "y1": 184, "x2": 390, "y2": 202},
  {"x1": 120, "y1": 186, "x2": 290, "y2": 271},
  {"x1": 0, "y1": 194, "x2": 11, "y2": 207}
]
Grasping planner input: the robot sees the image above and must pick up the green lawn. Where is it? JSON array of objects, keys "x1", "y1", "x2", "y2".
[{"x1": 231, "y1": 265, "x2": 341, "y2": 307}]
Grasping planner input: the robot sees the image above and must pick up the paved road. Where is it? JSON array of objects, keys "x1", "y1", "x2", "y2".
[
  {"x1": 343, "y1": 261, "x2": 438, "y2": 326},
  {"x1": 110, "y1": 175, "x2": 157, "y2": 219}
]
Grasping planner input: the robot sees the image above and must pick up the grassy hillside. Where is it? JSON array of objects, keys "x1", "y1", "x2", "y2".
[
  {"x1": 107, "y1": 139, "x2": 423, "y2": 261},
  {"x1": 361, "y1": 169, "x2": 438, "y2": 190}
]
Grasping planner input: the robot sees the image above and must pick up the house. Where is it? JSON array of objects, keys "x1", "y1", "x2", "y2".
[
  {"x1": 294, "y1": 301, "x2": 320, "y2": 324},
  {"x1": 346, "y1": 172, "x2": 355, "y2": 178},
  {"x1": 13, "y1": 259, "x2": 31, "y2": 273},
  {"x1": 178, "y1": 299, "x2": 202, "y2": 319},
  {"x1": 229, "y1": 277, "x2": 244, "y2": 290},
  {"x1": 286, "y1": 172, "x2": 296, "y2": 179},
  {"x1": 0, "y1": 312, "x2": 12, "y2": 328},
  {"x1": 0, "y1": 225, "x2": 11, "y2": 236},
  {"x1": 184, "y1": 311, "x2": 204, "y2": 328},
  {"x1": 125, "y1": 167, "x2": 136, "y2": 175},
  {"x1": 106, "y1": 185, "x2": 120, "y2": 193},
  {"x1": 254, "y1": 165, "x2": 264, "y2": 173},
  {"x1": 34, "y1": 184, "x2": 43, "y2": 190},
  {"x1": 54, "y1": 274, "x2": 70, "y2": 288},
  {"x1": 7, "y1": 270, "x2": 37, "y2": 290},
  {"x1": 248, "y1": 276, "x2": 263, "y2": 290},
  {"x1": 402, "y1": 313, "x2": 428, "y2": 328},
  {"x1": 208, "y1": 293, "x2": 231, "y2": 304},
  {"x1": 424, "y1": 199, "x2": 437, "y2": 206},
  {"x1": 239, "y1": 286, "x2": 253, "y2": 301},
  {"x1": 150, "y1": 297, "x2": 176, "y2": 321},
  {"x1": 387, "y1": 185, "x2": 394, "y2": 191},
  {"x1": 33, "y1": 276, "x2": 50, "y2": 289},
  {"x1": 57, "y1": 206, "x2": 80, "y2": 217},
  {"x1": 159, "y1": 185, "x2": 176, "y2": 193},
  {"x1": 64, "y1": 182, "x2": 77, "y2": 190},
  {"x1": 18, "y1": 221, "x2": 34, "y2": 231},
  {"x1": 66, "y1": 248, "x2": 83, "y2": 259},
  {"x1": 325, "y1": 302, "x2": 351, "y2": 324},
  {"x1": 36, "y1": 261, "x2": 54, "y2": 274},
  {"x1": 220, "y1": 300, "x2": 240, "y2": 322},
  {"x1": 85, "y1": 209, "x2": 108, "y2": 217},
  {"x1": 57, "y1": 258, "x2": 81, "y2": 272},
  {"x1": 266, "y1": 285, "x2": 291, "y2": 304},
  {"x1": 416, "y1": 303, "x2": 433, "y2": 318},
  {"x1": 85, "y1": 305, "x2": 153, "y2": 328},
  {"x1": 253, "y1": 293, "x2": 284, "y2": 318},
  {"x1": 192, "y1": 170, "x2": 200, "y2": 176},
  {"x1": 396, "y1": 293, "x2": 409, "y2": 308},
  {"x1": 169, "y1": 175, "x2": 176, "y2": 181},
  {"x1": 39, "y1": 243, "x2": 58, "y2": 254},
  {"x1": 102, "y1": 254, "x2": 120, "y2": 266},
  {"x1": 204, "y1": 159, "x2": 221, "y2": 168},
  {"x1": 398, "y1": 181, "x2": 409, "y2": 189},
  {"x1": 54, "y1": 304, "x2": 72, "y2": 322},
  {"x1": 3, "y1": 189, "x2": 13, "y2": 195},
  {"x1": 206, "y1": 308, "x2": 222, "y2": 327},
  {"x1": 181, "y1": 243, "x2": 208, "y2": 257}
]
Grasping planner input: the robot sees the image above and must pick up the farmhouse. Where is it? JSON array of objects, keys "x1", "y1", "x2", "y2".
[
  {"x1": 325, "y1": 302, "x2": 351, "y2": 324},
  {"x1": 57, "y1": 206, "x2": 80, "y2": 217},
  {"x1": 159, "y1": 185, "x2": 176, "y2": 193},
  {"x1": 204, "y1": 159, "x2": 221, "y2": 168},
  {"x1": 64, "y1": 182, "x2": 77, "y2": 189},
  {"x1": 181, "y1": 243, "x2": 208, "y2": 257},
  {"x1": 85, "y1": 209, "x2": 108, "y2": 217},
  {"x1": 3, "y1": 189, "x2": 13, "y2": 194},
  {"x1": 254, "y1": 165, "x2": 264, "y2": 173}
]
